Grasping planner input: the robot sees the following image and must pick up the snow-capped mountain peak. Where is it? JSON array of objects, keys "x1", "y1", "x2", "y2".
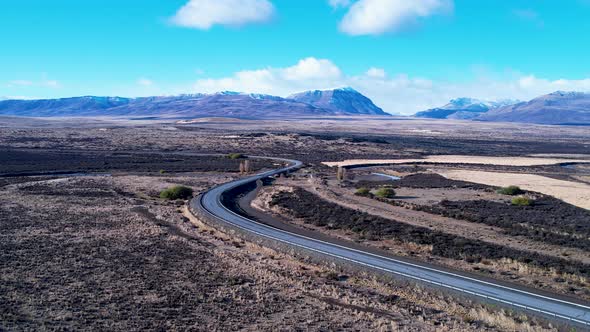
[{"x1": 415, "y1": 97, "x2": 520, "y2": 120}]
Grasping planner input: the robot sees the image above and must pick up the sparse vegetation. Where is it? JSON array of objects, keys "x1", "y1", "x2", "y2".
[
  {"x1": 374, "y1": 187, "x2": 396, "y2": 198},
  {"x1": 0, "y1": 150, "x2": 274, "y2": 175},
  {"x1": 227, "y1": 153, "x2": 245, "y2": 159},
  {"x1": 353, "y1": 173, "x2": 488, "y2": 190},
  {"x1": 270, "y1": 188, "x2": 590, "y2": 278},
  {"x1": 355, "y1": 187, "x2": 371, "y2": 197},
  {"x1": 159, "y1": 169, "x2": 166, "y2": 174},
  {"x1": 160, "y1": 185, "x2": 193, "y2": 200},
  {"x1": 414, "y1": 197, "x2": 590, "y2": 250},
  {"x1": 497, "y1": 185, "x2": 524, "y2": 196},
  {"x1": 4, "y1": 119, "x2": 590, "y2": 330},
  {"x1": 511, "y1": 196, "x2": 533, "y2": 206},
  {"x1": 6, "y1": 175, "x2": 491, "y2": 331}
]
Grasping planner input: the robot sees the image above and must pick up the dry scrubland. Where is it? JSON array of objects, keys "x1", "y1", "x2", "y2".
[
  {"x1": 437, "y1": 169, "x2": 590, "y2": 210},
  {"x1": 1, "y1": 122, "x2": 590, "y2": 331},
  {"x1": 267, "y1": 176, "x2": 590, "y2": 265},
  {"x1": 0, "y1": 174, "x2": 552, "y2": 331},
  {"x1": 2, "y1": 116, "x2": 590, "y2": 164},
  {"x1": 258, "y1": 183, "x2": 590, "y2": 302},
  {"x1": 251, "y1": 157, "x2": 590, "y2": 302},
  {"x1": 323, "y1": 156, "x2": 590, "y2": 210}
]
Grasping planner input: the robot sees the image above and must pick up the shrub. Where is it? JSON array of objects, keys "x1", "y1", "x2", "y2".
[
  {"x1": 325, "y1": 271, "x2": 340, "y2": 281},
  {"x1": 227, "y1": 153, "x2": 245, "y2": 160},
  {"x1": 160, "y1": 185, "x2": 193, "y2": 200},
  {"x1": 375, "y1": 187, "x2": 396, "y2": 198},
  {"x1": 511, "y1": 196, "x2": 533, "y2": 206},
  {"x1": 497, "y1": 185, "x2": 524, "y2": 196},
  {"x1": 270, "y1": 188, "x2": 588, "y2": 277},
  {"x1": 159, "y1": 169, "x2": 166, "y2": 174},
  {"x1": 355, "y1": 187, "x2": 371, "y2": 197}
]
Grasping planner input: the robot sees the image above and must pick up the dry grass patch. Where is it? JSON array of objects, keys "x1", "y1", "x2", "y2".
[{"x1": 437, "y1": 170, "x2": 590, "y2": 210}]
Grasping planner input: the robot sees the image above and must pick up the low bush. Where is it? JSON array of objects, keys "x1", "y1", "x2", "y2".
[
  {"x1": 375, "y1": 187, "x2": 396, "y2": 198},
  {"x1": 227, "y1": 153, "x2": 245, "y2": 160},
  {"x1": 496, "y1": 185, "x2": 524, "y2": 196},
  {"x1": 270, "y1": 188, "x2": 589, "y2": 278},
  {"x1": 355, "y1": 187, "x2": 371, "y2": 197},
  {"x1": 159, "y1": 169, "x2": 166, "y2": 174},
  {"x1": 511, "y1": 196, "x2": 533, "y2": 206},
  {"x1": 412, "y1": 197, "x2": 590, "y2": 250},
  {"x1": 160, "y1": 185, "x2": 193, "y2": 200},
  {"x1": 353, "y1": 173, "x2": 490, "y2": 190}
]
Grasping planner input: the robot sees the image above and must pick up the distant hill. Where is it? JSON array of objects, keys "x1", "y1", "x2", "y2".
[
  {"x1": 0, "y1": 89, "x2": 390, "y2": 118},
  {"x1": 476, "y1": 91, "x2": 590, "y2": 125},
  {"x1": 415, "y1": 98, "x2": 518, "y2": 120},
  {"x1": 288, "y1": 87, "x2": 387, "y2": 116},
  {"x1": 0, "y1": 96, "x2": 133, "y2": 117},
  {"x1": 0, "y1": 94, "x2": 322, "y2": 118}
]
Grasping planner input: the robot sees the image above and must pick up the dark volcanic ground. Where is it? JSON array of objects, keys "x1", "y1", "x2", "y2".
[
  {"x1": 2, "y1": 127, "x2": 590, "y2": 165},
  {"x1": 0, "y1": 126, "x2": 586, "y2": 331},
  {"x1": 0, "y1": 149, "x2": 275, "y2": 176},
  {"x1": 0, "y1": 175, "x2": 493, "y2": 331}
]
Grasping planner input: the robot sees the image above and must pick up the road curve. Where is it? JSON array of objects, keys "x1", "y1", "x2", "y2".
[{"x1": 190, "y1": 156, "x2": 590, "y2": 328}]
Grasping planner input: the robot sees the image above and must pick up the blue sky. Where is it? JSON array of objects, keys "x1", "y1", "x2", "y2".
[{"x1": 1, "y1": 0, "x2": 590, "y2": 114}]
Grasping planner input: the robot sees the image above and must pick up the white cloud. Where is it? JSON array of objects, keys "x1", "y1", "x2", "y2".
[
  {"x1": 365, "y1": 67, "x2": 386, "y2": 78},
  {"x1": 5, "y1": 77, "x2": 60, "y2": 89},
  {"x1": 191, "y1": 57, "x2": 590, "y2": 115},
  {"x1": 137, "y1": 78, "x2": 154, "y2": 86},
  {"x1": 515, "y1": 75, "x2": 590, "y2": 92},
  {"x1": 193, "y1": 57, "x2": 343, "y2": 95},
  {"x1": 8, "y1": 80, "x2": 33, "y2": 87},
  {"x1": 329, "y1": 0, "x2": 352, "y2": 8},
  {"x1": 171, "y1": 0, "x2": 275, "y2": 29},
  {"x1": 513, "y1": 9, "x2": 539, "y2": 20},
  {"x1": 283, "y1": 57, "x2": 342, "y2": 81},
  {"x1": 338, "y1": 0, "x2": 453, "y2": 35},
  {"x1": 512, "y1": 9, "x2": 544, "y2": 27},
  {"x1": 42, "y1": 80, "x2": 60, "y2": 88},
  {"x1": 1, "y1": 96, "x2": 39, "y2": 100}
]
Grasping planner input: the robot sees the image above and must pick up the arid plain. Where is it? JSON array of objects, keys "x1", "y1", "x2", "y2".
[{"x1": 1, "y1": 117, "x2": 590, "y2": 331}]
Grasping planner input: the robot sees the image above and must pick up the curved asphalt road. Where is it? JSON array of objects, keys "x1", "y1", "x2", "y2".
[{"x1": 190, "y1": 156, "x2": 590, "y2": 328}]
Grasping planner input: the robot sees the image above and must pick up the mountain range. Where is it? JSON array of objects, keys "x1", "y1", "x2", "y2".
[
  {"x1": 288, "y1": 87, "x2": 385, "y2": 115},
  {"x1": 415, "y1": 92, "x2": 590, "y2": 125},
  {"x1": 414, "y1": 98, "x2": 519, "y2": 120},
  {"x1": 0, "y1": 88, "x2": 388, "y2": 119},
  {"x1": 476, "y1": 91, "x2": 590, "y2": 125},
  {"x1": 1, "y1": 89, "x2": 589, "y2": 125}
]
